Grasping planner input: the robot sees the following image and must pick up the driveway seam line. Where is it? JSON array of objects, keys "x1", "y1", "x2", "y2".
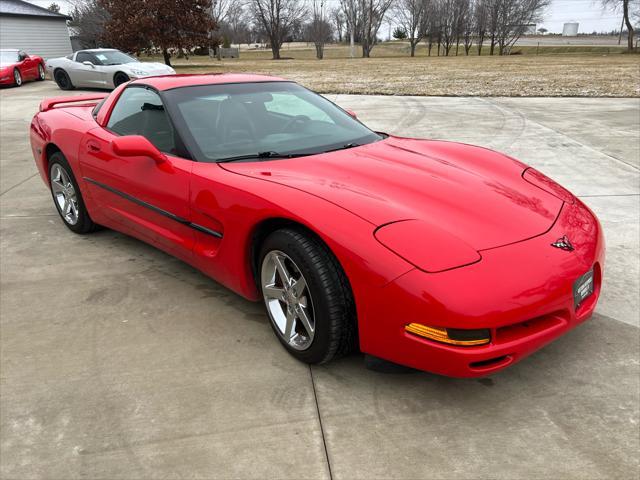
[
  {"x1": 309, "y1": 365, "x2": 333, "y2": 480},
  {"x1": 0, "y1": 214, "x2": 57, "y2": 219},
  {"x1": 578, "y1": 193, "x2": 640, "y2": 198},
  {"x1": 0, "y1": 173, "x2": 39, "y2": 197}
]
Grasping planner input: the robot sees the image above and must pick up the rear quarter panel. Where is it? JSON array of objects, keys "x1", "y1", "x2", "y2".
[{"x1": 30, "y1": 108, "x2": 96, "y2": 188}]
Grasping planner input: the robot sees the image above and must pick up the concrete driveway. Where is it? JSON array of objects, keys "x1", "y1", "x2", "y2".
[{"x1": 1, "y1": 81, "x2": 638, "y2": 479}]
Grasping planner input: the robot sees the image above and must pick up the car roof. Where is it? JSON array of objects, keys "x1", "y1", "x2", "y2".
[
  {"x1": 78, "y1": 48, "x2": 118, "y2": 53},
  {"x1": 131, "y1": 73, "x2": 289, "y2": 91}
]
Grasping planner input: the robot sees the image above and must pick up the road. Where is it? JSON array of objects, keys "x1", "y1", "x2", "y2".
[{"x1": 1, "y1": 82, "x2": 638, "y2": 479}]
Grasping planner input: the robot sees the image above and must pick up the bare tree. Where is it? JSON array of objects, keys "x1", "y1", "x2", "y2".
[
  {"x1": 436, "y1": 0, "x2": 456, "y2": 56},
  {"x1": 359, "y1": 0, "x2": 395, "y2": 57},
  {"x1": 339, "y1": 0, "x2": 361, "y2": 56},
  {"x1": 494, "y1": 0, "x2": 550, "y2": 55},
  {"x1": 331, "y1": 7, "x2": 346, "y2": 42},
  {"x1": 308, "y1": 0, "x2": 333, "y2": 58},
  {"x1": 69, "y1": 0, "x2": 110, "y2": 49},
  {"x1": 393, "y1": 0, "x2": 430, "y2": 56},
  {"x1": 251, "y1": 0, "x2": 307, "y2": 59},
  {"x1": 224, "y1": 2, "x2": 252, "y2": 44},
  {"x1": 422, "y1": 1, "x2": 438, "y2": 55},
  {"x1": 462, "y1": 0, "x2": 475, "y2": 54},
  {"x1": 487, "y1": 0, "x2": 500, "y2": 55},
  {"x1": 453, "y1": 0, "x2": 469, "y2": 55},
  {"x1": 602, "y1": 0, "x2": 638, "y2": 51},
  {"x1": 473, "y1": 0, "x2": 488, "y2": 54},
  {"x1": 209, "y1": 0, "x2": 231, "y2": 57}
]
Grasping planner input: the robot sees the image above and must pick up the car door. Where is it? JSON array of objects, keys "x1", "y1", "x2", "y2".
[
  {"x1": 17, "y1": 51, "x2": 36, "y2": 79},
  {"x1": 73, "y1": 52, "x2": 106, "y2": 88},
  {"x1": 78, "y1": 85, "x2": 194, "y2": 261}
]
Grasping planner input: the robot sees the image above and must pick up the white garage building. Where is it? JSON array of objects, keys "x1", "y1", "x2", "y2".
[{"x1": 0, "y1": 0, "x2": 72, "y2": 59}]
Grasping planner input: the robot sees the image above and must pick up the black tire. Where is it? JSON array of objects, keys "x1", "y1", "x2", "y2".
[
  {"x1": 13, "y1": 69, "x2": 22, "y2": 87},
  {"x1": 37, "y1": 63, "x2": 45, "y2": 81},
  {"x1": 259, "y1": 228, "x2": 357, "y2": 364},
  {"x1": 113, "y1": 72, "x2": 129, "y2": 87},
  {"x1": 48, "y1": 152, "x2": 98, "y2": 234},
  {"x1": 54, "y1": 69, "x2": 74, "y2": 90}
]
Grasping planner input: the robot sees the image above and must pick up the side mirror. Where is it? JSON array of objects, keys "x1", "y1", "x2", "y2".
[
  {"x1": 82, "y1": 61, "x2": 95, "y2": 68},
  {"x1": 111, "y1": 135, "x2": 166, "y2": 164},
  {"x1": 345, "y1": 109, "x2": 357, "y2": 119}
]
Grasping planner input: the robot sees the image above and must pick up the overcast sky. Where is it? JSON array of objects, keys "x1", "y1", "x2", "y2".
[
  {"x1": 27, "y1": 0, "x2": 625, "y2": 35},
  {"x1": 538, "y1": 0, "x2": 623, "y2": 33}
]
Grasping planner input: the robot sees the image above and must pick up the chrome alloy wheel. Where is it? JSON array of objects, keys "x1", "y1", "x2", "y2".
[
  {"x1": 38, "y1": 64, "x2": 45, "y2": 80},
  {"x1": 261, "y1": 250, "x2": 315, "y2": 350},
  {"x1": 50, "y1": 164, "x2": 79, "y2": 225},
  {"x1": 14, "y1": 69, "x2": 22, "y2": 86}
]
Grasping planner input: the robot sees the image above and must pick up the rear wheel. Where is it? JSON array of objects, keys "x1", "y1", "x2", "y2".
[
  {"x1": 259, "y1": 228, "x2": 357, "y2": 364},
  {"x1": 37, "y1": 63, "x2": 45, "y2": 81},
  {"x1": 54, "y1": 69, "x2": 74, "y2": 90},
  {"x1": 49, "y1": 152, "x2": 98, "y2": 234},
  {"x1": 113, "y1": 72, "x2": 129, "y2": 87},
  {"x1": 13, "y1": 69, "x2": 22, "y2": 87}
]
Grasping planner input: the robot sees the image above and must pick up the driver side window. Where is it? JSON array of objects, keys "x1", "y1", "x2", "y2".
[
  {"x1": 107, "y1": 87, "x2": 176, "y2": 155},
  {"x1": 76, "y1": 52, "x2": 96, "y2": 64}
]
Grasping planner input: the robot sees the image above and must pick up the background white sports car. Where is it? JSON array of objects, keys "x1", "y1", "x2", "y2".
[{"x1": 45, "y1": 48, "x2": 175, "y2": 90}]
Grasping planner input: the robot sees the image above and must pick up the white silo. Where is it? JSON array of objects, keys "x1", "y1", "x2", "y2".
[{"x1": 563, "y1": 22, "x2": 579, "y2": 36}]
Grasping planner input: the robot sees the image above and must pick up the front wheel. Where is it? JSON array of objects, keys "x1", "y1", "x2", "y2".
[
  {"x1": 54, "y1": 69, "x2": 74, "y2": 90},
  {"x1": 13, "y1": 69, "x2": 22, "y2": 87},
  {"x1": 113, "y1": 72, "x2": 129, "y2": 87},
  {"x1": 37, "y1": 63, "x2": 45, "y2": 81},
  {"x1": 49, "y1": 152, "x2": 98, "y2": 234},
  {"x1": 259, "y1": 228, "x2": 357, "y2": 364}
]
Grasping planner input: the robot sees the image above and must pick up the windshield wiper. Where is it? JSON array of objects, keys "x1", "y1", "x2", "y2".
[
  {"x1": 216, "y1": 151, "x2": 312, "y2": 163},
  {"x1": 322, "y1": 143, "x2": 361, "y2": 154}
]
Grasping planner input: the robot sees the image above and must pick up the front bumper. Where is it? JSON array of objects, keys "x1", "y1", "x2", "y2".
[
  {"x1": 0, "y1": 73, "x2": 15, "y2": 85},
  {"x1": 359, "y1": 199, "x2": 605, "y2": 377}
]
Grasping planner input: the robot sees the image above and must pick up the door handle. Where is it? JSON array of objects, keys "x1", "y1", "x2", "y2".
[{"x1": 87, "y1": 141, "x2": 101, "y2": 153}]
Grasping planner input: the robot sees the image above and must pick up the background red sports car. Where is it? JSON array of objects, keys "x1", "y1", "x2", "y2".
[
  {"x1": 29, "y1": 74, "x2": 604, "y2": 377},
  {"x1": 0, "y1": 49, "x2": 45, "y2": 87}
]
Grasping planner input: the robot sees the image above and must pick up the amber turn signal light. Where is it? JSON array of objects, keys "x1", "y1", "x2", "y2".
[{"x1": 405, "y1": 323, "x2": 491, "y2": 346}]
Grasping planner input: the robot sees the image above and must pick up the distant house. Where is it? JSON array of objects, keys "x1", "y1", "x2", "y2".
[{"x1": 0, "y1": 0, "x2": 72, "y2": 59}]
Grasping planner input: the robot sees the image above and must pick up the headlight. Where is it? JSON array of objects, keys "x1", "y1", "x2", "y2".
[
  {"x1": 522, "y1": 167, "x2": 575, "y2": 204},
  {"x1": 375, "y1": 219, "x2": 481, "y2": 273}
]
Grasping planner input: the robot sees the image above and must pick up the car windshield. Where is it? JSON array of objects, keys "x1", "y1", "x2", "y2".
[
  {"x1": 163, "y1": 82, "x2": 382, "y2": 162},
  {"x1": 93, "y1": 50, "x2": 137, "y2": 65},
  {"x1": 0, "y1": 51, "x2": 19, "y2": 64}
]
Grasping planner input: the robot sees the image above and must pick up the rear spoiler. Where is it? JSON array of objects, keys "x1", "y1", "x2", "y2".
[{"x1": 39, "y1": 93, "x2": 109, "y2": 112}]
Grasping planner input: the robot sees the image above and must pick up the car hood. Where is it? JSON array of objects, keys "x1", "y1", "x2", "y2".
[
  {"x1": 123, "y1": 62, "x2": 172, "y2": 74},
  {"x1": 220, "y1": 136, "x2": 563, "y2": 251}
]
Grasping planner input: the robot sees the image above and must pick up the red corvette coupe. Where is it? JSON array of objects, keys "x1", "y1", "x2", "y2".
[
  {"x1": 30, "y1": 74, "x2": 604, "y2": 377},
  {"x1": 0, "y1": 49, "x2": 45, "y2": 87}
]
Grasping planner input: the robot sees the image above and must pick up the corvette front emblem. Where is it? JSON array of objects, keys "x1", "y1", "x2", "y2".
[{"x1": 551, "y1": 235, "x2": 574, "y2": 252}]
